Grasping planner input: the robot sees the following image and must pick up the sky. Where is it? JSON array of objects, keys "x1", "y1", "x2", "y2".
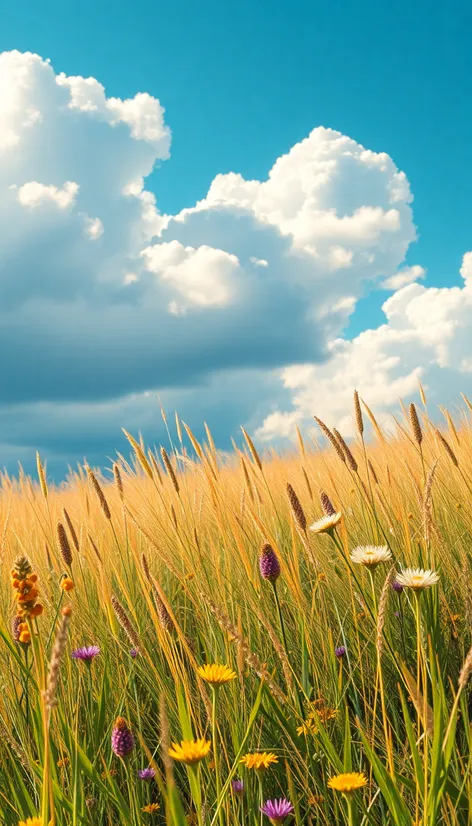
[{"x1": 0, "y1": 0, "x2": 471, "y2": 478}]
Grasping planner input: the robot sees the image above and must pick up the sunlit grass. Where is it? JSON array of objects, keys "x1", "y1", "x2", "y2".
[{"x1": 0, "y1": 394, "x2": 472, "y2": 824}]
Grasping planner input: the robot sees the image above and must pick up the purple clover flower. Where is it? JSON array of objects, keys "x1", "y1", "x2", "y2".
[
  {"x1": 71, "y1": 645, "x2": 100, "y2": 662},
  {"x1": 391, "y1": 580, "x2": 404, "y2": 593},
  {"x1": 335, "y1": 646, "x2": 346, "y2": 659},
  {"x1": 111, "y1": 717, "x2": 135, "y2": 759},
  {"x1": 260, "y1": 798, "x2": 294, "y2": 823},
  {"x1": 130, "y1": 648, "x2": 139, "y2": 659},
  {"x1": 138, "y1": 767, "x2": 156, "y2": 781},
  {"x1": 259, "y1": 543, "x2": 281, "y2": 582},
  {"x1": 231, "y1": 779, "x2": 244, "y2": 796}
]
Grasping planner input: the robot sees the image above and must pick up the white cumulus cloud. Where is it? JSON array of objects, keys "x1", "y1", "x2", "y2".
[{"x1": 0, "y1": 49, "x2": 468, "y2": 474}]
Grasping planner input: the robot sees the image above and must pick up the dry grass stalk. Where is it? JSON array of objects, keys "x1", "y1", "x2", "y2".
[
  {"x1": 423, "y1": 458, "x2": 439, "y2": 543},
  {"x1": 361, "y1": 398, "x2": 387, "y2": 443},
  {"x1": 204, "y1": 593, "x2": 286, "y2": 703},
  {"x1": 302, "y1": 467, "x2": 313, "y2": 501},
  {"x1": 319, "y1": 490, "x2": 336, "y2": 516},
  {"x1": 409, "y1": 403, "x2": 423, "y2": 446},
  {"x1": 63, "y1": 508, "x2": 79, "y2": 552},
  {"x1": 332, "y1": 429, "x2": 358, "y2": 472},
  {"x1": 368, "y1": 460, "x2": 379, "y2": 485},
  {"x1": 36, "y1": 451, "x2": 48, "y2": 499},
  {"x1": 56, "y1": 520, "x2": 72, "y2": 567},
  {"x1": 376, "y1": 567, "x2": 395, "y2": 656},
  {"x1": 43, "y1": 607, "x2": 72, "y2": 710},
  {"x1": 111, "y1": 594, "x2": 141, "y2": 652},
  {"x1": 286, "y1": 483, "x2": 307, "y2": 533},
  {"x1": 122, "y1": 429, "x2": 154, "y2": 480},
  {"x1": 313, "y1": 417, "x2": 346, "y2": 463},
  {"x1": 113, "y1": 463, "x2": 124, "y2": 499},
  {"x1": 354, "y1": 389, "x2": 364, "y2": 436},
  {"x1": 148, "y1": 452, "x2": 163, "y2": 485},
  {"x1": 402, "y1": 666, "x2": 434, "y2": 735},
  {"x1": 160, "y1": 447, "x2": 180, "y2": 495},
  {"x1": 458, "y1": 645, "x2": 472, "y2": 691},
  {"x1": 241, "y1": 427, "x2": 262, "y2": 472},
  {"x1": 86, "y1": 466, "x2": 111, "y2": 520},
  {"x1": 434, "y1": 428, "x2": 459, "y2": 467}
]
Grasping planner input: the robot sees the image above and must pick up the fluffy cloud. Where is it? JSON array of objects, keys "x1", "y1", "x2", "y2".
[
  {"x1": 257, "y1": 254, "x2": 472, "y2": 441},
  {"x1": 0, "y1": 49, "x2": 468, "y2": 475}
]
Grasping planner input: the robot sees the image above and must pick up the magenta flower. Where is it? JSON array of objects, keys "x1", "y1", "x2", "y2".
[
  {"x1": 335, "y1": 646, "x2": 346, "y2": 659},
  {"x1": 261, "y1": 798, "x2": 294, "y2": 823},
  {"x1": 259, "y1": 543, "x2": 281, "y2": 582},
  {"x1": 138, "y1": 767, "x2": 156, "y2": 781},
  {"x1": 231, "y1": 778, "x2": 244, "y2": 795},
  {"x1": 111, "y1": 717, "x2": 135, "y2": 759},
  {"x1": 71, "y1": 645, "x2": 100, "y2": 662},
  {"x1": 130, "y1": 648, "x2": 139, "y2": 659}
]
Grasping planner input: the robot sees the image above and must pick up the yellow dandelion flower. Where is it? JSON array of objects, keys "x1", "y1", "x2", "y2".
[
  {"x1": 168, "y1": 738, "x2": 211, "y2": 765},
  {"x1": 296, "y1": 718, "x2": 318, "y2": 736},
  {"x1": 309, "y1": 513, "x2": 342, "y2": 534},
  {"x1": 142, "y1": 803, "x2": 160, "y2": 813},
  {"x1": 316, "y1": 707, "x2": 339, "y2": 723},
  {"x1": 61, "y1": 577, "x2": 75, "y2": 592},
  {"x1": 240, "y1": 752, "x2": 278, "y2": 770},
  {"x1": 328, "y1": 772, "x2": 367, "y2": 793},
  {"x1": 197, "y1": 663, "x2": 237, "y2": 685},
  {"x1": 18, "y1": 819, "x2": 43, "y2": 826}
]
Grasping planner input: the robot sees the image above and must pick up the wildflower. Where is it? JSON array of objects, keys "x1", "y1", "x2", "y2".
[
  {"x1": 391, "y1": 579, "x2": 404, "y2": 593},
  {"x1": 142, "y1": 803, "x2": 160, "y2": 813},
  {"x1": 168, "y1": 739, "x2": 211, "y2": 765},
  {"x1": 395, "y1": 568, "x2": 439, "y2": 591},
  {"x1": 296, "y1": 718, "x2": 317, "y2": 736},
  {"x1": 318, "y1": 572, "x2": 327, "y2": 582},
  {"x1": 71, "y1": 645, "x2": 100, "y2": 662},
  {"x1": 315, "y1": 706, "x2": 339, "y2": 723},
  {"x1": 260, "y1": 798, "x2": 294, "y2": 823},
  {"x1": 335, "y1": 646, "x2": 346, "y2": 659},
  {"x1": 308, "y1": 794, "x2": 324, "y2": 806},
  {"x1": 18, "y1": 819, "x2": 43, "y2": 826},
  {"x1": 138, "y1": 768, "x2": 156, "y2": 781},
  {"x1": 259, "y1": 543, "x2": 281, "y2": 582},
  {"x1": 240, "y1": 752, "x2": 278, "y2": 771},
  {"x1": 328, "y1": 772, "x2": 367, "y2": 793},
  {"x1": 57, "y1": 757, "x2": 70, "y2": 768},
  {"x1": 130, "y1": 648, "x2": 139, "y2": 659},
  {"x1": 231, "y1": 779, "x2": 244, "y2": 795},
  {"x1": 11, "y1": 556, "x2": 42, "y2": 619},
  {"x1": 309, "y1": 513, "x2": 342, "y2": 534},
  {"x1": 111, "y1": 717, "x2": 135, "y2": 759},
  {"x1": 197, "y1": 663, "x2": 237, "y2": 685},
  {"x1": 61, "y1": 577, "x2": 75, "y2": 592},
  {"x1": 350, "y1": 546, "x2": 392, "y2": 568}
]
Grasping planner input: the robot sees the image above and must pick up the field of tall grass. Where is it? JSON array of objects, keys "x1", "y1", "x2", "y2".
[{"x1": 1, "y1": 390, "x2": 472, "y2": 826}]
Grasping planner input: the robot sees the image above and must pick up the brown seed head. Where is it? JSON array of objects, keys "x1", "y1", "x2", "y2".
[
  {"x1": 409, "y1": 403, "x2": 423, "y2": 446},
  {"x1": 57, "y1": 521, "x2": 73, "y2": 567},
  {"x1": 286, "y1": 483, "x2": 307, "y2": 532}
]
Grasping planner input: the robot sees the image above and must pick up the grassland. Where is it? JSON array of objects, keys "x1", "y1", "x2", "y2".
[{"x1": 1, "y1": 393, "x2": 472, "y2": 825}]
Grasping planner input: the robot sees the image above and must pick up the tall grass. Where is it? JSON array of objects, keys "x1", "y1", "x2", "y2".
[{"x1": 1, "y1": 393, "x2": 472, "y2": 825}]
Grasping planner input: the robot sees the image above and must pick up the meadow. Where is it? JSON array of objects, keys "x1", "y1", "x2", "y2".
[{"x1": 1, "y1": 390, "x2": 472, "y2": 826}]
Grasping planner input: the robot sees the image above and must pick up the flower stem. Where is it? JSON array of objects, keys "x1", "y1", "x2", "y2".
[{"x1": 212, "y1": 687, "x2": 224, "y2": 826}]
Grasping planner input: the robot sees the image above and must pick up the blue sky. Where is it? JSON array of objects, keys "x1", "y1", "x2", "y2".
[{"x1": 0, "y1": 1, "x2": 471, "y2": 476}]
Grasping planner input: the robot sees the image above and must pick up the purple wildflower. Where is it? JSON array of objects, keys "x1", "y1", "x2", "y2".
[
  {"x1": 231, "y1": 779, "x2": 244, "y2": 796},
  {"x1": 130, "y1": 648, "x2": 139, "y2": 659},
  {"x1": 138, "y1": 767, "x2": 156, "y2": 781},
  {"x1": 335, "y1": 646, "x2": 346, "y2": 659},
  {"x1": 259, "y1": 543, "x2": 281, "y2": 582},
  {"x1": 391, "y1": 580, "x2": 404, "y2": 593},
  {"x1": 394, "y1": 611, "x2": 401, "y2": 618},
  {"x1": 71, "y1": 645, "x2": 100, "y2": 662},
  {"x1": 111, "y1": 717, "x2": 135, "y2": 759},
  {"x1": 260, "y1": 798, "x2": 294, "y2": 824}
]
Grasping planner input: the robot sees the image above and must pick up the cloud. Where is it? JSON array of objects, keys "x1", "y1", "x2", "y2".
[
  {"x1": 0, "y1": 49, "x2": 467, "y2": 475},
  {"x1": 256, "y1": 253, "x2": 472, "y2": 441}
]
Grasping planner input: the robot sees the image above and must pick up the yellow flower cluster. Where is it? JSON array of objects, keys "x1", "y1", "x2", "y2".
[{"x1": 240, "y1": 752, "x2": 278, "y2": 770}]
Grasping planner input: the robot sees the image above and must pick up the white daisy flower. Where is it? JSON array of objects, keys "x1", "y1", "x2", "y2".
[
  {"x1": 395, "y1": 568, "x2": 439, "y2": 591},
  {"x1": 309, "y1": 512, "x2": 342, "y2": 534},
  {"x1": 350, "y1": 545, "x2": 392, "y2": 568}
]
